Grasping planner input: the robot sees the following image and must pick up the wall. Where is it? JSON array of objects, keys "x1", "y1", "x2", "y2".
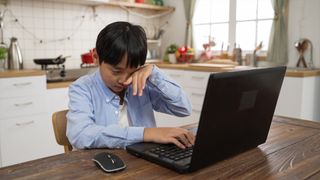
[
  {"x1": 2, "y1": 0, "x2": 318, "y2": 69},
  {"x1": 0, "y1": 0, "x2": 161, "y2": 69},
  {"x1": 160, "y1": 0, "x2": 186, "y2": 55},
  {"x1": 288, "y1": 0, "x2": 320, "y2": 68}
]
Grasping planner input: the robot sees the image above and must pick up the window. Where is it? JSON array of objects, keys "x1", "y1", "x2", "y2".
[{"x1": 193, "y1": 0, "x2": 274, "y2": 54}]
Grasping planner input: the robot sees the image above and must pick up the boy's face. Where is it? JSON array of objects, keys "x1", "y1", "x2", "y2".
[{"x1": 97, "y1": 53, "x2": 138, "y2": 95}]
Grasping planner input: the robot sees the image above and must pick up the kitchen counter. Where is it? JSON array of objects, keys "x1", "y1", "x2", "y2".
[
  {"x1": 1, "y1": 65, "x2": 320, "y2": 90},
  {"x1": 47, "y1": 81, "x2": 74, "y2": 89},
  {"x1": 157, "y1": 63, "x2": 320, "y2": 77},
  {"x1": 0, "y1": 69, "x2": 45, "y2": 78}
]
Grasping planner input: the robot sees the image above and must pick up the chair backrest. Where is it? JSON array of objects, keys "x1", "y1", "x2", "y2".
[{"x1": 52, "y1": 110, "x2": 73, "y2": 153}]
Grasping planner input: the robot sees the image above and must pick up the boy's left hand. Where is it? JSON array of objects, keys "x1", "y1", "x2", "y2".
[{"x1": 123, "y1": 64, "x2": 154, "y2": 96}]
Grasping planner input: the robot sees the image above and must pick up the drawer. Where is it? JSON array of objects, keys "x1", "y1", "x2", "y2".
[
  {"x1": 0, "y1": 76, "x2": 46, "y2": 98},
  {"x1": 0, "y1": 95, "x2": 46, "y2": 120},
  {"x1": 185, "y1": 87, "x2": 206, "y2": 106},
  {"x1": 184, "y1": 71, "x2": 210, "y2": 89},
  {"x1": 0, "y1": 114, "x2": 61, "y2": 167},
  {"x1": 161, "y1": 69, "x2": 187, "y2": 86},
  {"x1": 155, "y1": 111, "x2": 199, "y2": 127}
]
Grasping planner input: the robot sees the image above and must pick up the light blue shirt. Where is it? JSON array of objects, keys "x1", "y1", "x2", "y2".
[{"x1": 66, "y1": 65, "x2": 192, "y2": 149}]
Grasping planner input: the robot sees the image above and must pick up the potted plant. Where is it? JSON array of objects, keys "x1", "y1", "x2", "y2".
[
  {"x1": 0, "y1": 45, "x2": 7, "y2": 70},
  {"x1": 166, "y1": 44, "x2": 178, "y2": 64}
]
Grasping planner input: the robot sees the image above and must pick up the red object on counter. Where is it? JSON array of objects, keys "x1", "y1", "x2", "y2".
[
  {"x1": 81, "y1": 49, "x2": 94, "y2": 64},
  {"x1": 135, "y1": 0, "x2": 144, "y2": 3}
]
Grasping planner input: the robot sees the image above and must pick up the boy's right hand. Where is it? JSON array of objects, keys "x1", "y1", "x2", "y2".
[
  {"x1": 143, "y1": 127, "x2": 195, "y2": 149},
  {"x1": 122, "y1": 64, "x2": 154, "y2": 97}
]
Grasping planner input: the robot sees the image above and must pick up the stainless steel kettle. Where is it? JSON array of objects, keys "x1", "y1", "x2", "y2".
[{"x1": 7, "y1": 37, "x2": 23, "y2": 70}]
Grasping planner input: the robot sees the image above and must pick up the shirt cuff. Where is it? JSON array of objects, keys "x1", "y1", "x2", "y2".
[
  {"x1": 127, "y1": 127, "x2": 145, "y2": 142},
  {"x1": 148, "y1": 65, "x2": 166, "y2": 90}
]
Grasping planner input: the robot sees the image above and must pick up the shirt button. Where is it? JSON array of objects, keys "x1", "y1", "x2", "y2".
[{"x1": 115, "y1": 111, "x2": 119, "y2": 114}]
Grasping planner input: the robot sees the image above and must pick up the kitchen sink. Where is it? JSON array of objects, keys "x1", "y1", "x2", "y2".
[{"x1": 46, "y1": 67, "x2": 98, "y2": 82}]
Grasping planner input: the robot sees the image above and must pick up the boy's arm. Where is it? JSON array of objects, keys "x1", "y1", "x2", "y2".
[
  {"x1": 147, "y1": 65, "x2": 192, "y2": 116},
  {"x1": 123, "y1": 64, "x2": 192, "y2": 117}
]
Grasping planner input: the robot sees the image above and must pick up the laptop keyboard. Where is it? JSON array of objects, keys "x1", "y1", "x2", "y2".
[{"x1": 149, "y1": 144, "x2": 193, "y2": 161}]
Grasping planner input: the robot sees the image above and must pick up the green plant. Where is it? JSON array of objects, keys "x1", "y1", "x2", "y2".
[
  {"x1": 0, "y1": 46, "x2": 7, "y2": 60},
  {"x1": 166, "y1": 44, "x2": 178, "y2": 54}
]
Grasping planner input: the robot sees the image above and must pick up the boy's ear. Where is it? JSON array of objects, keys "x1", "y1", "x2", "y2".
[{"x1": 92, "y1": 48, "x2": 99, "y2": 65}]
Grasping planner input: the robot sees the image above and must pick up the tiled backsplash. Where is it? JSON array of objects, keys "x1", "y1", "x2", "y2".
[{"x1": 1, "y1": 0, "x2": 160, "y2": 69}]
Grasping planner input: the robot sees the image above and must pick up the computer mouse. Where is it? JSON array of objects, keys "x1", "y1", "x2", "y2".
[{"x1": 92, "y1": 152, "x2": 126, "y2": 173}]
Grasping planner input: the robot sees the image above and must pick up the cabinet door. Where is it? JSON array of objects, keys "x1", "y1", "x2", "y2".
[
  {"x1": 0, "y1": 114, "x2": 63, "y2": 167},
  {"x1": 185, "y1": 71, "x2": 210, "y2": 89},
  {"x1": 46, "y1": 88, "x2": 69, "y2": 117},
  {"x1": 155, "y1": 111, "x2": 199, "y2": 127}
]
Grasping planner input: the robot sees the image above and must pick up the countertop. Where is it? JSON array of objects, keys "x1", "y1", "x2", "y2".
[
  {"x1": 1, "y1": 116, "x2": 319, "y2": 179},
  {"x1": 1, "y1": 65, "x2": 320, "y2": 89},
  {"x1": 0, "y1": 69, "x2": 45, "y2": 78}
]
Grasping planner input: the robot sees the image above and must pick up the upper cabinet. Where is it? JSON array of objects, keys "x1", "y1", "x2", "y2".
[{"x1": 51, "y1": 0, "x2": 175, "y2": 12}]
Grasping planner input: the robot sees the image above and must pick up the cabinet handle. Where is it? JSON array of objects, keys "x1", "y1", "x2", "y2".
[
  {"x1": 191, "y1": 93, "x2": 205, "y2": 97},
  {"x1": 170, "y1": 74, "x2": 181, "y2": 78},
  {"x1": 13, "y1": 82, "x2": 32, "y2": 87},
  {"x1": 192, "y1": 109, "x2": 201, "y2": 113},
  {"x1": 191, "y1": 76, "x2": 205, "y2": 80},
  {"x1": 16, "y1": 120, "x2": 35, "y2": 127},
  {"x1": 14, "y1": 102, "x2": 33, "y2": 107}
]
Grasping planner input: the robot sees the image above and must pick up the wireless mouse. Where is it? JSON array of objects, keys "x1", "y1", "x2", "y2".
[{"x1": 92, "y1": 152, "x2": 126, "y2": 173}]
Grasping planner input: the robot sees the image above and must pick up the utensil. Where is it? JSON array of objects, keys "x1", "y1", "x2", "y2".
[{"x1": 34, "y1": 55, "x2": 69, "y2": 70}]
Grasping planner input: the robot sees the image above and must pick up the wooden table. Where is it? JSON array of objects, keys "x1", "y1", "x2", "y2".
[{"x1": 1, "y1": 116, "x2": 320, "y2": 179}]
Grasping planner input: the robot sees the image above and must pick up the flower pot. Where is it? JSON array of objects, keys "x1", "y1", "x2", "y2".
[{"x1": 168, "y1": 53, "x2": 176, "y2": 64}]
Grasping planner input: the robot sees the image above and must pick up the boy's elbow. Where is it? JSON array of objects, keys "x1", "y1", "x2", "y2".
[{"x1": 183, "y1": 103, "x2": 192, "y2": 116}]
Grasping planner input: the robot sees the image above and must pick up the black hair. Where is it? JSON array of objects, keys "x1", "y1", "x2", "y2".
[{"x1": 96, "y1": 21, "x2": 147, "y2": 68}]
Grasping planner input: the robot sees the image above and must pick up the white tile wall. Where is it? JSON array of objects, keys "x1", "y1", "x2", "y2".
[{"x1": 1, "y1": 0, "x2": 160, "y2": 69}]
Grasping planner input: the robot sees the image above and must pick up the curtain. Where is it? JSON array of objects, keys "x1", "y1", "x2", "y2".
[
  {"x1": 183, "y1": 0, "x2": 196, "y2": 47},
  {"x1": 266, "y1": 0, "x2": 288, "y2": 66}
]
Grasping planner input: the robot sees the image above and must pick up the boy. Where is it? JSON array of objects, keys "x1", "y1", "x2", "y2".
[{"x1": 67, "y1": 21, "x2": 194, "y2": 150}]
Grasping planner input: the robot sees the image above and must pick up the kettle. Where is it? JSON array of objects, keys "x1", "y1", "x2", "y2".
[{"x1": 7, "y1": 37, "x2": 23, "y2": 70}]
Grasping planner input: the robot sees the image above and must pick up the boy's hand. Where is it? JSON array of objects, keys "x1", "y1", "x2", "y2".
[
  {"x1": 123, "y1": 64, "x2": 154, "y2": 96},
  {"x1": 143, "y1": 127, "x2": 196, "y2": 149}
]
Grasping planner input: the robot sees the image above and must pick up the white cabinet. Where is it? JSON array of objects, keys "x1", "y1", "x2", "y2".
[
  {"x1": 275, "y1": 76, "x2": 320, "y2": 122},
  {"x1": 0, "y1": 75, "x2": 62, "y2": 167},
  {"x1": 155, "y1": 69, "x2": 210, "y2": 127},
  {"x1": 46, "y1": 87, "x2": 69, "y2": 114},
  {"x1": 46, "y1": 87, "x2": 69, "y2": 154},
  {"x1": 0, "y1": 114, "x2": 57, "y2": 166}
]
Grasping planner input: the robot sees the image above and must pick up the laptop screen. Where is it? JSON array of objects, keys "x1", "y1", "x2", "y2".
[{"x1": 189, "y1": 66, "x2": 286, "y2": 171}]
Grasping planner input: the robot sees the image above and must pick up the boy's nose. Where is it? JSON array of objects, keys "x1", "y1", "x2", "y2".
[{"x1": 118, "y1": 74, "x2": 130, "y2": 84}]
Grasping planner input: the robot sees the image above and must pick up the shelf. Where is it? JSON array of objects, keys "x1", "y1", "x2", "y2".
[
  {"x1": 52, "y1": 0, "x2": 175, "y2": 12},
  {"x1": 100, "y1": 1, "x2": 175, "y2": 11}
]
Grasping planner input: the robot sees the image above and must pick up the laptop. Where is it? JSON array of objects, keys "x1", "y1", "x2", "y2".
[{"x1": 126, "y1": 66, "x2": 286, "y2": 173}]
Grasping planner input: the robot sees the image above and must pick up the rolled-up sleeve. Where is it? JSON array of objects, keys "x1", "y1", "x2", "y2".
[{"x1": 147, "y1": 65, "x2": 192, "y2": 117}]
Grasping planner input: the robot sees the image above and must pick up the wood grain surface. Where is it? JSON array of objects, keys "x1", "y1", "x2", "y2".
[{"x1": 0, "y1": 116, "x2": 320, "y2": 179}]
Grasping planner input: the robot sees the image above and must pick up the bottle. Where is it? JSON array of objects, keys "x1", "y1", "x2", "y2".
[{"x1": 8, "y1": 37, "x2": 23, "y2": 70}]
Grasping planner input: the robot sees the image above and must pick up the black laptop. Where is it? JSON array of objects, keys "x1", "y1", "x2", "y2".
[{"x1": 126, "y1": 66, "x2": 286, "y2": 173}]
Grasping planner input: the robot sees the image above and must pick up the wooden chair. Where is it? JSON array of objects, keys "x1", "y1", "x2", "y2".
[{"x1": 52, "y1": 110, "x2": 73, "y2": 153}]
